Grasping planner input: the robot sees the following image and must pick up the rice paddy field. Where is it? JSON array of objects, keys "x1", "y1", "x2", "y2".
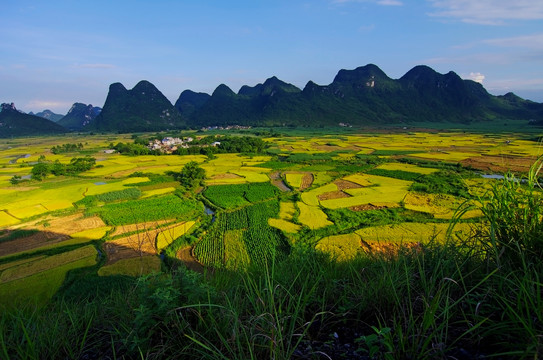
[{"x1": 0, "y1": 128, "x2": 541, "y2": 306}]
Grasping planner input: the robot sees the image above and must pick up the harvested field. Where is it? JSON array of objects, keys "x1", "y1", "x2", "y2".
[
  {"x1": 460, "y1": 155, "x2": 533, "y2": 173},
  {"x1": 27, "y1": 213, "x2": 106, "y2": 235},
  {"x1": 109, "y1": 219, "x2": 173, "y2": 237},
  {"x1": 349, "y1": 204, "x2": 392, "y2": 211},
  {"x1": 334, "y1": 179, "x2": 363, "y2": 190},
  {"x1": 0, "y1": 231, "x2": 71, "y2": 257},
  {"x1": 300, "y1": 173, "x2": 314, "y2": 190},
  {"x1": 103, "y1": 230, "x2": 161, "y2": 264},
  {"x1": 317, "y1": 191, "x2": 351, "y2": 201}
]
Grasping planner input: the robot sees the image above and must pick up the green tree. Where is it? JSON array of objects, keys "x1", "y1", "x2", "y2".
[
  {"x1": 176, "y1": 161, "x2": 206, "y2": 189},
  {"x1": 9, "y1": 175, "x2": 21, "y2": 185},
  {"x1": 50, "y1": 160, "x2": 66, "y2": 176},
  {"x1": 31, "y1": 162, "x2": 49, "y2": 180}
]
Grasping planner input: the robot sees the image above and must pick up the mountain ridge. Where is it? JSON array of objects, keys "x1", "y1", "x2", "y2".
[
  {"x1": 57, "y1": 103, "x2": 101, "y2": 130},
  {"x1": 5, "y1": 64, "x2": 543, "y2": 135},
  {"x1": 0, "y1": 103, "x2": 66, "y2": 137}
]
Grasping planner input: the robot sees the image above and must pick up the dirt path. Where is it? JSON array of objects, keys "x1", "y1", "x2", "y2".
[
  {"x1": 177, "y1": 246, "x2": 204, "y2": 273},
  {"x1": 269, "y1": 171, "x2": 291, "y2": 192}
]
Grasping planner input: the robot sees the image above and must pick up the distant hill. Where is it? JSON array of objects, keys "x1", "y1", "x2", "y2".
[
  {"x1": 93, "y1": 81, "x2": 185, "y2": 132},
  {"x1": 30, "y1": 109, "x2": 64, "y2": 122},
  {"x1": 0, "y1": 103, "x2": 65, "y2": 137},
  {"x1": 57, "y1": 103, "x2": 101, "y2": 130},
  {"x1": 8, "y1": 64, "x2": 541, "y2": 136},
  {"x1": 180, "y1": 64, "x2": 543, "y2": 127}
]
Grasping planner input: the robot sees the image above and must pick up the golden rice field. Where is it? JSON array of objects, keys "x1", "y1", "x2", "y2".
[
  {"x1": 374, "y1": 162, "x2": 438, "y2": 174},
  {"x1": 156, "y1": 221, "x2": 196, "y2": 250},
  {"x1": 268, "y1": 218, "x2": 302, "y2": 234},
  {"x1": 285, "y1": 173, "x2": 305, "y2": 189},
  {"x1": 296, "y1": 202, "x2": 333, "y2": 229},
  {"x1": 403, "y1": 193, "x2": 482, "y2": 219},
  {"x1": 315, "y1": 233, "x2": 363, "y2": 261},
  {"x1": 279, "y1": 201, "x2": 296, "y2": 220},
  {"x1": 69, "y1": 226, "x2": 112, "y2": 240}
]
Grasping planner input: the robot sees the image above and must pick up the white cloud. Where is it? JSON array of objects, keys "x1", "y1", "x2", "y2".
[
  {"x1": 483, "y1": 33, "x2": 543, "y2": 48},
  {"x1": 427, "y1": 0, "x2": 543, "y2": 24},
  {"x1": 466, "y1": 72, "x2": 485, "y2": 83}
]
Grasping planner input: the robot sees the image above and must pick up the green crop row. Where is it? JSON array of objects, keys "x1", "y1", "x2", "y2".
[
  {"x1": 203, "y1": 182, "x2": 279, "y2": 209},
  {"x1": 89, "y1": 194, "x2": 203, "y2": 225}
]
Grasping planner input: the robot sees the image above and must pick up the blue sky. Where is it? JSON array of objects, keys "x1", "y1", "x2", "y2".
[{"x1": 1, "y1": 0, "x2": 542, "y2": 114}]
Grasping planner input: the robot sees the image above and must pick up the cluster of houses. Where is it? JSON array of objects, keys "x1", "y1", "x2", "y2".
[{"x1": 148, "y1": 136, "x2": 194, "y2": 153}]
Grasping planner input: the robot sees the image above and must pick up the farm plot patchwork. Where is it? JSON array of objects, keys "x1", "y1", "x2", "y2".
[
  {"x1": 268, "y1": 201, "x2": 301, "y2": 234},
  {"x1": 320, "y1": 174, "x2": 411, "y2": 209}
]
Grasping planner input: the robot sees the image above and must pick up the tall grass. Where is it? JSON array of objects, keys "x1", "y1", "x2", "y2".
[{"x1": 478, "y1": 156, "x2": 543, "y2": 267}]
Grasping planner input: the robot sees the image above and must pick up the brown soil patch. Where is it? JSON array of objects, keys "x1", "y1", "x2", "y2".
[
  {"x1": 0, "y1": 231, "x2": 71, "y2": 257},
  {"x1": 361, "y1": 240, "x2": 422, "y2": 259},
  {"x1": 299, "y1": 173, "x2": 314, "y2": 190},
  {"x1": 103, "y1": 232, "x2": 158, "y2": 264},
  {"x1": 460, "y1": 155, "x2": 533, "y2": 173},
  {"x1": 318, "y1": 191, "x2": 351, "y2": 201},
  {"x1": 313, "y1": 144, "x2": 347, "y2": 152},
  {"x1": 4, "y1": 186, "x2": 38, "y2": 192},
  {"x1": 211, "y1": 173, "x2": 242, "y2": 180},
  {"x1": 109, "y1": 165, "x2": 167, "y2": 178},
  {"x1": 177, "y1": 246, "x2": 204, "y2": 273},
  {"x1": 109, "y1": 219, "x2": 173, "y2": 237},
  {"x1": 349, "y1": 204, "x2": 388, "y2": 212},
  {"x1": 334, "y1": 179, "x2": 362, "y2": 190}
]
